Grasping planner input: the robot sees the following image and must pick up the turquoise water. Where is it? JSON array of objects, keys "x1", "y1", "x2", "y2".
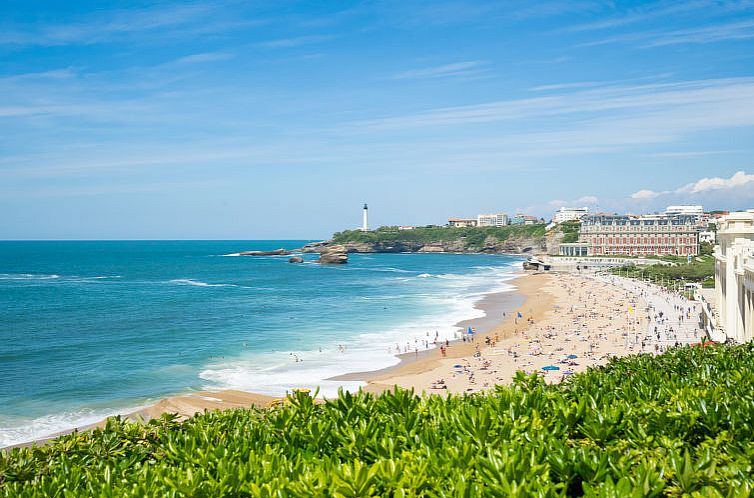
[{"x1": 0, "y1": 241, "x2": 522, "y2": 446}]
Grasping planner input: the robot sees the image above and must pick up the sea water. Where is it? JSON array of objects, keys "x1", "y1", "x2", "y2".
[{"x1": 0, "y1": 241, "x2": 522, "y2": 447}]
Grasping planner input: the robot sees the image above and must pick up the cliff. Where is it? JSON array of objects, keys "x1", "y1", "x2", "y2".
[{"x1": 307, "y1": 224, "x2": 561, "y2": 256}]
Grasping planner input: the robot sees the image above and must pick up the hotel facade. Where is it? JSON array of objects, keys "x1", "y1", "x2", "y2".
[
  {"x1": 714, "y1": 211, "x2": 754, "y2": 343},
  {"x1": 579, "y1": 214, "x2": 701, "y2": 257}
]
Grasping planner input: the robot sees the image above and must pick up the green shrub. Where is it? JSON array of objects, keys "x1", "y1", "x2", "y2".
[{"x1": 3, "y1": 345, "x2": 754, "y2": 496}]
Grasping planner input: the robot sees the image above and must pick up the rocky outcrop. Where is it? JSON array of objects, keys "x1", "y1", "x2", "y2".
[
  {"x1": 300, "y1": 241, "x2": 329, "y2": 253},
  {"x1": 317, "y1": 245, "x2": 348, "y2": 264},
  {"x1": 239, "y1": 249, "x2": 291, "y2": 256},
  {"x1": 288, "y1": 256, "x2": 304, "y2": 263}
]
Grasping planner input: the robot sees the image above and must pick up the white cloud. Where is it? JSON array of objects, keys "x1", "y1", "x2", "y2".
[
  {"x1": 630, "y1": 170, "x2": 754, "y2": 202},
  {"x1": 580, "y1": 19, "x2": 754, "y2": 49},
  {"x1": 255, "y1": 35, "x2": 333, "y2": 49},
  {"x1": 172, "y1": 52, "x2": 234, "y2": 65},
  {"x1": 678, "y1": 170, "x2": 754, "y2": 194},
  {"x1": 630, "y1": 189, "x2": 664, "y2": 200},
  {"x1": 394, "y1": 61, "x2": 489, "y2": 80},
  {"x1": 547, "y1": 195, "x2": 599, "y2": 208}
]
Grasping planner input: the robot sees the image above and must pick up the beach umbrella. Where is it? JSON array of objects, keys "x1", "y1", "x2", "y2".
[
  {"x1": 542, "y1": 365, "x2": 560, "y2": 371},
  {"x1": 563, "y1": 371, "x2": 574, "y2": 375},
  {"x1": 566, "y1": 354, "x2": 578, "y2": 359},
  {"x1": 467, "y1": 327, "x2": 474, "y2": 335},
  {"x1": 453, "y1": 364, "x2": 464, "y2": 368}
]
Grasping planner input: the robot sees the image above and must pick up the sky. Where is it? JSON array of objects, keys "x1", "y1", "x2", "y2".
[{"x1": 2, "y1": 0, "x2": 754, "y2": 239}]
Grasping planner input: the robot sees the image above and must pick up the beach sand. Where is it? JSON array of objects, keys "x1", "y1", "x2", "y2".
[{"x1": 360, "y1": 272, "x2": 648, "y2": 395}]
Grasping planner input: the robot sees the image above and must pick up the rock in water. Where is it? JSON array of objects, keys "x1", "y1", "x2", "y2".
[
  {"x1": 317, "y1": 245, "x2": 348, "y2": 264},
  {"x1": 239, "y1": 248, "x2": 291, "y2": 256},
  {"x1": 288, "y1": 256, "x2": 304, "y2": 263}
]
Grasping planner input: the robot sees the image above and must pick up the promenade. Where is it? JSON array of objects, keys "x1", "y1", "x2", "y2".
[{"x1": 595, "y1": 274, "x2": 705, "y2": 351}]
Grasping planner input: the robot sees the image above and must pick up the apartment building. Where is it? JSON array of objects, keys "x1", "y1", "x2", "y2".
[{"x1": 477, "y1": 213, "x2": 509, "y2": 227}]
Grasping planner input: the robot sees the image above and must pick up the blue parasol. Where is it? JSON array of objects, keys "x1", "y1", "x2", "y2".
[{"x1": 542, "y1": 365, "x2": 560, "y2": 371}]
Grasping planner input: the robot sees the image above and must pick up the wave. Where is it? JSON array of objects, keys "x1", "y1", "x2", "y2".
[
  {"x1": 0, "y1": 405, "x2": 144, "y2": 449},
  {"x1": 0, "y1": 273, "x2": 60, "y2": 281},
  {"x1": 198, "y1": 262, "x2": 522, "y2": 397},
  {"x1": 168, "y1": 279, "x2": 236, "y2": 288}
]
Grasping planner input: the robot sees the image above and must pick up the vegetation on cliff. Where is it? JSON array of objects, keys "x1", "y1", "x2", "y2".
[
  {"x1": 558, "y1": 221, "x2": 581, "y2": 244},
  {"x1": 4, "y1": 344, "x2": 754, "y2": 496},
  {"x1": 331, "y1": 224, "x2": 547, "y2": 251}
]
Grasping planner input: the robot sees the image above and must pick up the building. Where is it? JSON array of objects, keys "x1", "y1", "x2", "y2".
[
  {"x1": 448, "y1": 218, "x2": 477, "y2": 228},
  {"x1": 511, "y1": 214, "x2": 541, "y2": 225},
  {"x1": 553, "y1": 207, "x2": 589, "y2": 224},
  {"x1": 362, "y1": 203, "x2": 369, "y2": 231},
  {"x1": 665, "y1": 205, "x2": 704, "y2": 217},
  {"x1": 580, "y1": 214, "x2": 701, "y2": 256},
  {"x1": 397, "y1": 226, "x2": 415, "y2": 230},
  {"x1": 477, "y1": 213, "x2": 509, "y2": 227},
  {"x1": 558, "y1": 242, "x2": 589, "y2": 257},
  {"x1": 714, "y1": 210, "x2": 754, "y2": 343}
]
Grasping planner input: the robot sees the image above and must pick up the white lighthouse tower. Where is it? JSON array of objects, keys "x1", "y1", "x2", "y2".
[{"x1": 362, "y1": 203, "x2": 369, "y2": 231}]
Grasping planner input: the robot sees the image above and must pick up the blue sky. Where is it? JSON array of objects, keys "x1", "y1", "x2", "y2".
[{"x1": 2, "y1": 0, "x2": 754, "y2": 239}]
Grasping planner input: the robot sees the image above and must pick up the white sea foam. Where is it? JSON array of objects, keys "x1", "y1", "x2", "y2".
[
  {"x1": 0, "y1": 405, "x2": 145, "y2": 449},
  {"x1": 168, "y1": 279, "x2": 235, "y2": 288},
  {"x1": 0, "y1": 273, "x2": 61, "y2": 280},
  {"x1": 198, "y1": 262, "x2": 522, "y2": 397}
]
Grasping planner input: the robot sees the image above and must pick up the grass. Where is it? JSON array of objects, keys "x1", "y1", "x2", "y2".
[{"x1": 3, "y1": 344, "x2": 754, "y2": 497}]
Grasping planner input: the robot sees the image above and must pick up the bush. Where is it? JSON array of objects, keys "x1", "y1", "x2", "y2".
[{"x1": 3, "y1": 345, "x2": 754, "y2": 496}]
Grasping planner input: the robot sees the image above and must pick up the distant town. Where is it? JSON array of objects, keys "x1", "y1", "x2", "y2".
[
  {"x1": 356, "y1": 202, "x2": 754, "y2": 356},
  {"x1": 361, "y1": 204, "x2": 722, "y2": 259}
]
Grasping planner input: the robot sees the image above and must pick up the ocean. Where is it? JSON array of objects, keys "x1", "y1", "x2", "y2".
[{"x1": 0, "y1": 241, "x2": 523, "y2": 447}]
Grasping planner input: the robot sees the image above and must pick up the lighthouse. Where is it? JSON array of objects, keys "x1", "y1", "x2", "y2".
[{"x1": 362, "y1": 203, "x2": 369, "y2": 231}]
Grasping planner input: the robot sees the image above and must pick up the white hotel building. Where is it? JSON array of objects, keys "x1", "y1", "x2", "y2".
[
  {"x1": 553, "y1": 207, "x2": 589, "y2": 224},
  {"x1": 477, "y1": 213, "x2": 509, "y2": 227},
  {"x1": 714, "y1": 210, "x2": 754, "y2": 343}
]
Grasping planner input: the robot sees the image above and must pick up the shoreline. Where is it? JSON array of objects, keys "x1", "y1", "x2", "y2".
[
  {"x1": 360, "y1": 272, "x2": 552, "y2": 393},
  {"x1": 7, "y1": 269, "x2": 697, "y2": 450},
  {"x1": 3, "y1": 264, "x2": 531, "y2": 450},
  {"x1": 331, "y1": 274, "x2": 532, "y2": 383}
]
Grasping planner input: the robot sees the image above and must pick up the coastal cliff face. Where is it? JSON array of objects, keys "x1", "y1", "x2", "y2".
[
  {"x1": 335, "y1": 237, "x2": 548, "y2": 255},
  {"x1": 309, "y1": 225, "x2": 557, "y2": 256}
]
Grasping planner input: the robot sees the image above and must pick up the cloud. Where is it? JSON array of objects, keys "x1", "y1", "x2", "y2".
[
  {"x1": 0, "y1": 3, "x2": 264, "y2": 47},
  {"x1": 564, "y1": 0, "x2": 718, "y2": 32},
  {"x1": 255, "y1": 35, "x2": 333, "y2": 49},
  {"x1": 171, "y1": 52, "x2": 234, "y2": 65},
  {"x1": 580, "y1": 19, "x2": 754, "y2": 48},
  {"x1": 679, "y1": 171, "x2": 754, "y2": 194},
  {"x1": 393, "y1": 61, "x2": 489, "y2": 80},
  {"x1": 350, "y1": 78, "x2": 754, "y2": 159},
  {"x1": 547, "y1": 195, "x2": 599, "y2": 208},
  {"x1": 631, "y1": 189, "x2": 664, "y2": 200},
  {"x1": 629, "y1": 171, "x2": 754, "y2": 202}
]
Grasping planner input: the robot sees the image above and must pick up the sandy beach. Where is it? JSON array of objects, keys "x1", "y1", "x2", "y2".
[{"x1": 361, "y1": 272, "x2": 641, "y2": 394}]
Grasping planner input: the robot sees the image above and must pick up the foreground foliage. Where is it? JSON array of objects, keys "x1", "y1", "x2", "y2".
[{"x1": 3, "y1": 344, "x2": 754, "y2": 497}]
